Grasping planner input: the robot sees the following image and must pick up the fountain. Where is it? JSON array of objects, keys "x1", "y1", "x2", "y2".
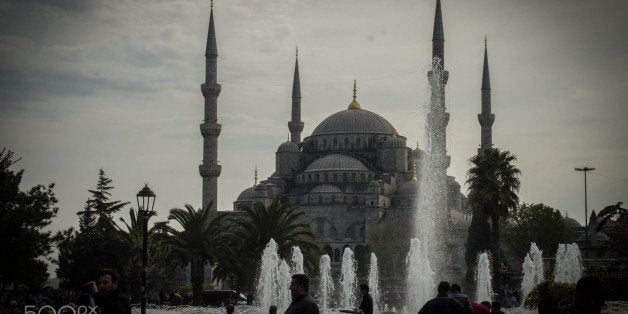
[
  {"x1": 340, "y1": 247, "x2": 357, "y2": 310},
  {"x1": 318, "y1": 254, "x2": 334, "y2": 313},
  {"x1": 475, "y1": 252, "x2": 493, "y2": 303},
  {"x1": 368, "y1": 253, "x2": 380, "y2": 313},
  {"x1": 520, "y1": 243, "x2": 545, "y2": 300},
  {"x1": 291, "y1": 246, "x2": 304, "y2": 275},
  {"x1": 530, "y1": 243, "x2": 544, "y2": 284},
  {"x1": 553, "y1": 243, "x2": 583, "y2": 284},
  {"x1": 406, "y1": 238, "x2": 434, "y2": 313},
  {"x1": 278, "y1": 259, "x2": 292, "y2": 311}
]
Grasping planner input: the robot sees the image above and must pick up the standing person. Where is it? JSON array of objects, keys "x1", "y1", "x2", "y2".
[
  {"x1": 490, "y1": 301, "x2": 504, "y2": 314},
  {"x1": 359, "y1": 283, "x2": 373, "y2": 314},
  {"x1": 471, "y1": 301, "x2": 490, "y2": 314},
  {"x1": 418, "y1": 281, "x2": 465, "y2": 314},
  {"x1": 285, "y1": 274, "x2": 319, "y2": 314},
  {"x1": 86, "y1": 268, "x2": 131, "y2": 314},
  {"x1": 226, "y1": 303, "x2": 235, "y2": 314},
  {"x1": 449, "y1": 284, "x2": 473, "y2": 314},
  {"x1": 566, "y1": 275, "x2": 608, "y2": 314},
  {"x1": 269, "y1": 305, "x2": 278, "y2": 314}
]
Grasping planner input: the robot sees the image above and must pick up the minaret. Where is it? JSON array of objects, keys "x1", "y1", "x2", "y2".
[
  {"x1": 199, "y1": 1, "x2": 222, "y2": 213},
  {"x1": 432, "y1": 0, "x2": 445, "y2": 65},
  {"x1": 288, "y1": 47, "x2": 304, "y2": 143},
  {"x1": 478, "y1": 37, "x2": 495, "y2": 155}
]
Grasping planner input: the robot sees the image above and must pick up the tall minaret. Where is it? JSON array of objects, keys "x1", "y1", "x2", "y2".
[
  {"x1": 199, "y1": 1, "x2": 221, "y2": 213},
  {"x1": 478, "y1": 37, "x2": 495, "y2": 155},
  {"x1": 432, "y1": 0, "x2": 445, "y2": 65},
  {"x1": 288, "y1": 47, "x2": 304, "y2": 143}
]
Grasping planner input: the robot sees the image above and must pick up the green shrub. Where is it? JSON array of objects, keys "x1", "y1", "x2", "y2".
[{"x1": 523, "y1": 280, "x2": 575, "y2": 311}]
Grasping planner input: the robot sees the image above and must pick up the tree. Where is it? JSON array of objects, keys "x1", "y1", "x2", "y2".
[
  {"x1": 466, "y1": 148, "x2": 521, "y2": 290},
  {"x1": 0, "y1": 148, "x2": 59, "y2": 290},
  {"x1": 596, "y1": 201, "x2": 626, "y2": 232},
  {"x1": 502, "y1": 203, "x2": 569, "y2": 260},
  {"x1": 163, "y1": 203, "x2": 226, "y2": 305},
  {"x1": 56, "y1": 169, "x2": 130, "y2": 290},
  {"x1": 367, "y1": 216, "x2": 412, "y2": 279},
  {"x1": 465, "y1": 211, "x2": 491, "y2": 286},
  {"x1": 115, "y1": 208, "x2": 171, "y2": 302},
  {"x1": 215, "y1": 199, "x2": 319, "y2": 291}
]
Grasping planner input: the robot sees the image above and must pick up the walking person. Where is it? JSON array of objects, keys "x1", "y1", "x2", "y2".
[
  {"x1": 449, "y1": 284, "x2": 473, "y2": 314},
  {"x1": 285, "y1": 274, "x2": 319, "y2": 314},
  {"x1": 418, "y1": 281, "x2": 465, "y2": 314},
  {"x1": 86, "y1": 268, "x2": 131, "y2": 314},
  {"x1": 359, "y1": 283, "x2": 373, "y2": 314}
]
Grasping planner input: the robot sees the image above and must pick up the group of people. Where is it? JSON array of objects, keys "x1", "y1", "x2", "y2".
[{"x1": 418, "y1": 281, "x2": 498, "y2": 314}]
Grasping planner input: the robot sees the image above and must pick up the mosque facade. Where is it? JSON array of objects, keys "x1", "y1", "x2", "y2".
[{"x1": 199, "y1": 0, "x2": 495, "y2": 280}]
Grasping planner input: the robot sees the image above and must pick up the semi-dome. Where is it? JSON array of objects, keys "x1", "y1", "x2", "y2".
[
  {"x1": 304, "y1": 154, "x2": 369, "y2": 172},
  {"x1": 277, "y1": 141, "x2": 299, "y2": 152},
  {"x1": 310, "y1": 184, "x2": 343, "y2": 194},
  {"x1": 237, "y1": 187, "x2": 255, "y2": 200},
  {"x1": 311, "y1": 109, "x2": 398, "y2": 136},
  {"x1": 397, "y1": 180, "x2": 418, "y2": 195},
  {"x1": 383, "y1": 136, "x2": 406, "y2": 148}
]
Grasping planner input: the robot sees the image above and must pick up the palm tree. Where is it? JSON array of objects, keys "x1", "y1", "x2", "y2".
[
  {"x1": 216, "y1": 198, "x2": 319, "y2": 291},
  {"x1": 163, "y1": 203, "x2": 226, "y2": 305},
  {"x1": 467, "y1": 148, "x2": 521, "y2": 290},
  {"x1": 596, "y1": 202, "x2": 626, "y2": 232},
  {"x1": 115, "y1": 208, "x2": 170, "y2": 302}
]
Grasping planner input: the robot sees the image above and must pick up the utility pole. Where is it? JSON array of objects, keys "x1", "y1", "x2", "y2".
[{"x1": 575, "y1": 167, "x2": 594, "y2": 258}]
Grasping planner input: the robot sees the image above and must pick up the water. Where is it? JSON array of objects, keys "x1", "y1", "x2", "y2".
[
  {"x1": 318, "y1": 254, "x2": 335, "y2": 313},
  {"x1": 553, "y1": 243, "x2": 583, "y2": 284},
  {"x1": 475, "y1": 252, "x2": 492, "y2": 303},
  {"x1": 256, "y1": 239, "x2": 279, "y2": 311},
  {"x1": 414, "y1": 57, "x2": 450, "y2": 277},
  {"x1": 340, "y1": 247, "x2": 357, "y2": 310},
  {"x1": 291, "y1": 246, "x2": 304, "y2": 275},
  {"x1": 278, "y1": 259, "x2": 292, "y2": 311},
  {"x1": 530, "y1": 243, "x2": 544, "y2": 284},
  {"x1": 368, "y1": 253, "x2": 380, "y2": 313},
  {"x1": 406, "y1": 238, "x2": 434, "y2": 313},
  {"x1": 520, "y1": 253, "x2": 536, "y2": 300}
]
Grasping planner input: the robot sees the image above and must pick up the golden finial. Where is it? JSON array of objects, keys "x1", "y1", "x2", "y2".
[
  {"x1": 411, "y1": 160, "x2": 418, "y2": 181},
  {"x1": 484, "y1": 35, "x2": 487, "y2": 49},
  {"x1": 296, "y1": 45, "x2": 298, "y2": 58},
  {"x1": 348, "y1": 79, "x2": 361, "y2": 109},
  {"x1": 211, "y1": 0, "x2": 213, "y2": 9},
  {"x1": 253, "y1": 166, "x2": 258, "y2": 187}
]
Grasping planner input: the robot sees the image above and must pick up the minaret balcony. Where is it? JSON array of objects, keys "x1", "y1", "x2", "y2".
[
  {"x1": 201, "y1": 83, "x2": 222, "y2": 96},
  {"x1": 199, "y1": 164, "x2": 222, "y2": 177},
  {"x1": 288, "y1": 121, "x2": 304, "y2": 132},
  {"x1": 477, "y1": 114, "x2": 495, "y2": 126},
  {"x1": 200, "y1": 123, "x2": 222, "y2": 136}
]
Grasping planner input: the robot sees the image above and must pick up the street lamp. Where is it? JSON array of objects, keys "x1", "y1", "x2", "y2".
[
  {"x1": 137, "y1": 184, "x2": 156, "y2": 314},
  {"x1": 575, "y1": 167, "x2": 594, "y2": 259}
]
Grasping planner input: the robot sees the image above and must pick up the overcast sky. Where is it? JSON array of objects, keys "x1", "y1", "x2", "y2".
[{"x1": 1, "y1": 0, "x2": 627, "y2": 244}]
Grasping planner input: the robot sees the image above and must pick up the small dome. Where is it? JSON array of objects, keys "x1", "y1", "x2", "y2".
[
  {"x1": 397, "y1": 180, "x2": 418, "y2": 196},
  {"x1": 382, "y1": 136, "x2": 406, "y2": 148},
  {"x1": 310, "y1": 184, "x2": 343, "y2": 194},
  {"x1": 311, "y1": 109, "x2": 398, "y2": 136},
  {"x1": 237, "y1": 187, "x2": 256, "y2": 200},
  {"x1": 277, "y1": 141, "x2": 299, "y2": 152},
  {"x1": 563, "y1": 216, "x2": 582, "y2": 228},
  {"x1": 304, "y1": 154, "x2": 369, "y2": 172}
]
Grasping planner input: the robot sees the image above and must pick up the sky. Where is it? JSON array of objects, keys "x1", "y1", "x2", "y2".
[{"x1": 1, "y1": 0, "x2": 627, "y2": 248}]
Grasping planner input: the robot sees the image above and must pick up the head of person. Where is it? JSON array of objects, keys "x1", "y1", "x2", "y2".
[
  {"x1": 289, "y1": 274, "x2": 309, "y2": 298},
  {"x1": 225, "y1": 303, "x2": 234, "y2": 314},
  {"x1": 360, "y1": 283, "x2": 369, "y2": 296},
  {"x1": 450, "y1": 283, "x2": 462, "y2": 293},
  {"x1": 437, "y1": 281, "x2": 451, "y2": 296},
  {"x1": 491, "y1": 301, "x2": 501, "y2": 311},
  {"x1": 269, "y1": 305, "x2": 278, "y2": 314},
  {"x1": 480, "y1": 301, "x2": 491, "y2": 309},
  {"x1": 97, "y1": 268, "x2": 120, "y2": 295},
  {"x1": 573, "y1": 275, "x2": 607, "y2": 314}
]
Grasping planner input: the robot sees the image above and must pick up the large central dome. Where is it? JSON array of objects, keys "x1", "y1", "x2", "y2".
[{"x1": 311, "y1": 108, "x2": 398, "y2": 136}]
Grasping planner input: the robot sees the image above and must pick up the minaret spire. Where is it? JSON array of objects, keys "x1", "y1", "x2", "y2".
[
  {"x1": 200, "y1": 1, "x2": 222, "y2": 213},
  {"x1": 288, "y1": 46, "x2": 304, "y2": 143},
  {"x1": 253, "y1": 166, "x2": 258, "y2": 187},
  {"x1": 432, "y1": 0, "x2": 445, "y2": 65},
  {"x1": 478, "y1": 36, "x2": 495, "y2": 154}
]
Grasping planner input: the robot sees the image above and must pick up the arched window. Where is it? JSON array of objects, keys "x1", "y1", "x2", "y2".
[
  {"x1": 333, "y1": 137, "x2": 337, "y2": 149},
  {"x1": 356, "y1": 137, "x2": 361, "y2": 148},
  {"x1": 323, "y1": 138, "x2": 327, "y2": 149},
  {"x1": 360, "y1": 173, "x2": 365, "y2": 181},
  {"x1": 333, "y1": 174, "x2": 338, "y2": 181},
  {"x1": 352, "y1": 173, "x2": 356, "y2": 181},
  {"x1": 324, "y1": 173, "x2": 329, "y2": 181},
  {"x1": 345, "y1": 137, "x2": 349, "y2": 148},
  {"x1": 307, "y1": 174, "x2": 311, "y2": 182},
  {"x1": 342, "y1": 173, "x2": 347, "y2": 181},
  {"x1": 332, "y1": 195, "x2": 336, "y2": 202},
  {"x1": 318, "y1": 195, "x2": 323, "y2": 203},
  {"x1": 368, "y1": 174, "x2": 373, "y2": 181},
  {"x1": 316, "y1": 218, "x2": 324, "y2": 235},
  {"x1": 354, "y1": 196, "x2": 359, "y2": 203},
  {"x1": 315, "y1": 174, "x2": 319, "y2": 182}
]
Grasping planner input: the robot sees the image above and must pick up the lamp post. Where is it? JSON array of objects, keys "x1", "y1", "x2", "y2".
[
  {"x1": 575, "y1": 167, "x2": 594, "y2": 258},
  {"x1": 137, "y1": 184, "x2": 156, "y2": 314}
]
